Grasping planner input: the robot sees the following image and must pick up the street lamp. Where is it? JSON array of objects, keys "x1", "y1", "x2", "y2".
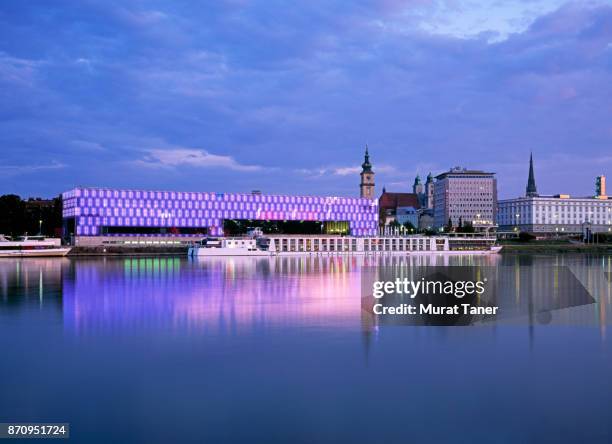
[
  {"x1": 38, "y1": 219, "x2": 43, "y2": 235},
  {"x1": 515, "y1": 213, "x2": 520, "y2": 234}
]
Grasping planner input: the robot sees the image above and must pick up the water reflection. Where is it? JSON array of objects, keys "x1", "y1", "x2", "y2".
[
  {"x1": 0, "y1": 258, "x2": 68, "y2": 312},
  {"x1": 2, "y1": 255, "x2": 612, "y2": 443},
  {"x1": 1, "y1": 254, "x2": 611, "y2": 339}
]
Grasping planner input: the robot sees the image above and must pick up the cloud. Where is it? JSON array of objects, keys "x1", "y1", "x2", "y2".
[
  {"x1": 2, "y1": 0, "x2": 612, "y2": 199},
  {"x1": 71, "y1": 140, "x2": 106, "y2": 151},
  {"x1": 0, "y1": 161, "x2": 65, "y2": 177},
  {"x1": 113, "y1": 8, "x2": 168, "y2": 27},
  {"x1": 136, "y1": 148, "x2": 264, "y2": 172},
  {"x1": 298, "y1": 164, "x2": 398, "y2": 177},
  {"x1": 0, "y1": 52, "x2": 43, "y2": 87},
  {"x1": 333, "y1": 166, "x2": 362, "y2": 176}
]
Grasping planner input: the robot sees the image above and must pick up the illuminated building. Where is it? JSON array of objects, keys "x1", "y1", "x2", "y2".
[{"x1": 62, "y1": 187, "x2": 379, "y2": 242}]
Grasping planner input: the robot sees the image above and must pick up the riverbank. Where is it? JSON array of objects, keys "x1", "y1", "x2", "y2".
[{"x1": 500, "y1": 243, "x2": 612, "y2": 254}]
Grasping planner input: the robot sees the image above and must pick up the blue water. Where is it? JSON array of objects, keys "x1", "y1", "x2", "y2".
[{"x1": 1, "y1": 255, "x2": 611, "y2": 443}]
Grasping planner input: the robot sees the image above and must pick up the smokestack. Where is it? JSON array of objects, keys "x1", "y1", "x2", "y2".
[{"x1": 596, "y1": 175, "x2": 607, "y2": 199}]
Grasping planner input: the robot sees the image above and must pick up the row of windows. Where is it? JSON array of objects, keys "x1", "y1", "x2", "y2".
[
  {"x1": 446, "y1": 202, "x2": 493, "y2": 206},
  {"x1": 500, "y1": 201, "x2": 612, "y2": 208},
  {"x1": 501, "y1": 208, "x2": 612, "y2": 214},
  {"x1": 438, "y1": 176, "x2": 495, "y2": 180},
  {"x1": 75, "y1": 215, "x2": 376, "y2": 228},
  {"x1": 500, "y1": 216, "x2": 612, "y2": 224},
  {"x1": 70, "y1": 199, "x2": 374, "y2": 215},
  {"x1": 273, "y1": 237, "x2": 435, "y2": 252},
  {"x1": 74, "y1": 206, "x2": 376, "y2": 220},
  {"x1": 75, "y1": 224, "x2": 377, "y2": 236}
]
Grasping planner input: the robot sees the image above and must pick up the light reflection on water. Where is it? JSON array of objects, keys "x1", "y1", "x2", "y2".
[
  {"x1": 1, "y1": 254, "x2": 612, "y2": 443},
  {"x1": 2, "y1": 254, "x2": 611, "y2": 335}
]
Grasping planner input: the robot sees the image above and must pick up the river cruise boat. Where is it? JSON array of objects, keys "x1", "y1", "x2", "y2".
[
  {"x1": 0, "y1": 235, "x2": 72, "y2": 258},
  {"x1": 188, "y1": 237, "x2": 272, "y2": 257},
  {"x1": 268, "y1": 235, "x2": 501, "y2": 255},
  {"x1": 189, "y1": 235, "x2": 501, "y2": 257}
]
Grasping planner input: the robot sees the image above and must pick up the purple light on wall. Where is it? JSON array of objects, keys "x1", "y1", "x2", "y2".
[{"x1": 62, "y1": 187, "x2": 379, "y2": 236}]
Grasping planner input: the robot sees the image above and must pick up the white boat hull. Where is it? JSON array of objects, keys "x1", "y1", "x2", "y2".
[
  {"x1": 409, "y1": 246, "x2": 503, "y2": 255},
  {"x1": 189, "y1": 247, "x2": 271, "y2": 257},
  {"x1": 191, "y1": 247, "x2": 502, "y2": 257},
  {"x1": 188, "y1": 236, "x2": 502, "y2": 257},
  {"x1": 0, "y1": 248, "x2": 72, "y2": 258}
]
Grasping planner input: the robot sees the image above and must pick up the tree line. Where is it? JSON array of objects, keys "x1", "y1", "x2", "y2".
[{"x1": 0, "y1": 194, "x2": 63, "y2": 237}]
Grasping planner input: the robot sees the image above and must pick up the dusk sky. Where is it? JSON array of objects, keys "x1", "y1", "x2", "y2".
[{"x1": 1, "y1": 0, "x2": 612, "y2": 199}]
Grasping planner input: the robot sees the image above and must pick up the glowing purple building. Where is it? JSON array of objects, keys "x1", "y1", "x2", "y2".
[{"x1": 62, "y1": 187, "x2": 379, "y2": 239}]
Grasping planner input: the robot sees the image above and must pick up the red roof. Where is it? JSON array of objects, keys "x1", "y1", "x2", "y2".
[{"x1": 378, "y1": 192, "x2": 420, "y2": 209}]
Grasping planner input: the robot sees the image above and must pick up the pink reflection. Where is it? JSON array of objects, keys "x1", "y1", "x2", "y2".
[
  {"x1": 62, "y1": 255, "x2": 502, "y2": 335},
  {"x1": 63, "y1": 257, "x2": 362, "y2": 335}
]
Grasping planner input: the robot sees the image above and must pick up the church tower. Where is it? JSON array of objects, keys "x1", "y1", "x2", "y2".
[
  {"x1": 360, "y1": 145, "x2": 375, "y2": 199},
  {"x1": 526, "y1": 153, "x2": 538, "y2": 197},
  {"x1": 413, "y1": 175, "x2": 424, "y2": 195},
  {"x1": 425, "y1": 172, "x2": 434, "y2": 209}
]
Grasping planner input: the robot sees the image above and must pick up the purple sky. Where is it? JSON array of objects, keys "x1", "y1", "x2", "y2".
[{"x1": 1, "y1": 0, "x2": 611, "y2": 199}]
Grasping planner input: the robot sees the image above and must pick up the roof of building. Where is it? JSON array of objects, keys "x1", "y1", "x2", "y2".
[
  {"x1": 378, "y1": 192, "x2": 421, "y2": 209},
  {"x1": 435, "y1": 167, "x2": 495, "y2": 180}
]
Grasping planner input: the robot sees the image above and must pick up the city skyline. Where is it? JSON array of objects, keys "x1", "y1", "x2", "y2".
[{"x1": 1, "y1": 1, "x2": 612, "y2": 199}]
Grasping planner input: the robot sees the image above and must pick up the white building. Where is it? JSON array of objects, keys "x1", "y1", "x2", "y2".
[
  {"x1": 497, "y1": 155, "x2": 611, "y2": 235},
  {"x1": 433, "y1": 167, "x2": 497, "y2": 229},
  {"x1": 498, "y1": 195, "x2": 612, "y2": 235}
]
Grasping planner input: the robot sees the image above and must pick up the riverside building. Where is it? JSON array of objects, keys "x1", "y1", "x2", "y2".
[
  {"x1": 497, "y1": 155, "x2": 612, "y2": 236},
  {"x1": 62, "y1": 188, "x2": 379, "y2": 245},
  {"x1": 433, "y1": 167, "x2": 497, "y2": 230}
]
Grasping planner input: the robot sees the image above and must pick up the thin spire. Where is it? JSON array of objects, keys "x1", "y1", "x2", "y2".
[
  {"x1": 526, "y1": 152, "x2": 538, "y2": 197},
  {"x1": 361, "y1": 144, "x2": 372, "y2": 173}
]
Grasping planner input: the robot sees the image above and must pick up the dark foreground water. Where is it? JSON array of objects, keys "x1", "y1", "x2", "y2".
[{"x1": 1, "y1": 254, "x2": 612, "y2": 443}]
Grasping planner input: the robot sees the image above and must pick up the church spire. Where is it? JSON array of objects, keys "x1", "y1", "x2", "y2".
[
  {"x1": 361, "y1": 144, "x2": 372, "y2": 173},
  {"x1": 360, "y1": 145, "x2": 375, "y2": 199},
  {"x1": 526, "y1": 152, "x2": 538, "y2": 197}
]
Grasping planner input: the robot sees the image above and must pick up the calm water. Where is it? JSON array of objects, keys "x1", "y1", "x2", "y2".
[{"x1": 1, "y1": 254, "x2": 612, "y2": 443}]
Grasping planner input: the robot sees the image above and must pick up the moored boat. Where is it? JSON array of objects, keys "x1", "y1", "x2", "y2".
[
  {"x1": 188, "y1": 237, "x2": 272, "y2": 257},
  {"x1": 188, "y1": 234, "x2": 501, "y2": 257},
  {"x1": 0, "y1": 235, "x2": 72, "y2": 258}
]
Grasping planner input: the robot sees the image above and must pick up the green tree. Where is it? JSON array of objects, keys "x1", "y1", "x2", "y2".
[
  {"x1": 0, "y1": 194, "x2": 64, "y2": 237},
  {"x1": 0, "y1": 195, "x2": 25, "y2": 236},
  {"x1": 445, "y1": 217, "x2": 453, "y2": 233},
  {"x1": 457, "y1": 221, "x2": 475, "y2": 234},
  {"x1": 402, "y1": 221, "x2": 416, "y2": 233}
]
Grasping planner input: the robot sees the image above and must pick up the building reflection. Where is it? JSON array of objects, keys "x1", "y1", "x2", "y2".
[
  {"x1": 0, "y1": 258, "x2": 68, "y2": 312},
  {"x1": 63, "y1": 256, "x2": 363, "y2": 334},
  {"x1": 1, "y1": 254, "x2": 608, "y2": 345},
  {"x1": 360, "y1": 254, "x2": 612, "y2": 351},
  {"x1": 60, "y1": 255, "x2": 501, "y2": 335}
]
